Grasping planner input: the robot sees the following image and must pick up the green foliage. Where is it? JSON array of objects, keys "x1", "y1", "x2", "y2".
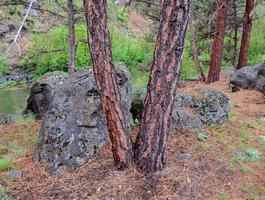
[
  {"x1": 220, "y1": 191, "x2": 231, "y2": 200},
  {"x1": 0, "y1": 57, "x2": 9, "y2": 75},
  {"x1": 260, "y1": 135, "x2": 265, "y2": 149},
  {"x1": 22, "y1": 23, "x2": 154, "y2": 82},
  {"x1": 248, "y1": 19, "x2": 265, "y2": 65},
  {"x1": 245, "y1": 148, "x2": 262, "y2": 161},
  {"x1": 0, "y1": 187, "x2": 12, "y2": 200},
  {"x1": 110, "y1": 24, "x2": 154, "y2": 69},
  {"x1": 197, "y1": 132, "x2": 210, "y2": 142},
  {"x1": 241, "y1": 165, "x2": 249, "y2": 173},
  {"x1": 0, "y1": 159, "x2": 13, "y2": 171}
]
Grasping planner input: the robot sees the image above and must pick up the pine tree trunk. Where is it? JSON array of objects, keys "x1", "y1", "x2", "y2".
[
  {"x1": 189, "y1": 15, "x2": 206, "y2": 82},
  {"x1": 84, "y1": 0, "x2": 133, "y2": 169},
  {"x1": 207, "y1": 0, "x2": 228, "y2": 83},
  {"x1": 232, "y1": 0, "x2": 238, "y2": 68},
  {"x1": 134, "y1": 0, "x2": 190, "y2": 174},
  {"x1": 237, "y1": 0, "x2": 254, "y2": 69},
  {"x1": 67, "y1": 0, "x2": 76, "y2": 75}
]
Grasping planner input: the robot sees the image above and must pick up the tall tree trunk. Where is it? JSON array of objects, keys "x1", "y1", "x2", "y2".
[
  {"x1": 207, "y1": 0, "x2": 228, "y2": 83},
  {"x1": 189, "y1": 15, "x2": 206, "y2": 82},
  {"x1": 67, "y1": 0, "x2": 76, "y2": 75},
  {"x1": 84, "y1": 0, "x2": 133, "y2": 169},
  {"x1": 134, "y1": 0, "x2": 190, "y2": 174},
  {"x1": 237, "y1": 0, "x2": 254, "y2": 69},
  {"x1": 232, "y1": 0, "x2": 238, "y2": 68}
]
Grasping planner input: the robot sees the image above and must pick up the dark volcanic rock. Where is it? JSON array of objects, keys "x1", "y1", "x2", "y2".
[
  {"x1": 131, "y1": 88, "x2": 230, "y2": 133},
  {"x1": 25, "y1": 71, "x2": 68, "y2": 119},
  {"x1": 230, "y1": 63, "x2": 265, "y2": 95},
  {"x1": 0, "y1": 114, "x2": 14, "y2": 125},
  {"x1": 33, "y1": 63, "x2": 133, "y2": 174},
  {"x1": 7, "y1": 170, "x2": 23, "y2": 180},
  {"x1": 171, "y1": 88, "x2": 231, "y2": 132}
]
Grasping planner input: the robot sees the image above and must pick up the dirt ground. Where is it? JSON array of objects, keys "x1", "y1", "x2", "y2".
[{"x1": 1, "y1": 74, "x2": 265, "y2": 200}]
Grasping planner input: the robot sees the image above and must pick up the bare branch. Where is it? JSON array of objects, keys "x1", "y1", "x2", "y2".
[{"x1": 6, "y1": 0, "x2": 36, "y2": 56}]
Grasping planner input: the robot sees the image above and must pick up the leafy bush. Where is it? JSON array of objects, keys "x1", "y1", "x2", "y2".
[
  {"x1": 0, "y1": 187, "x2": 12, "y2": 200},
  {"x1": 0, "y1": 159, "x2": 13, "y2": 171},
  {"x1": 245, "y1": 148, "x2": 262, "y2": 161},
  {"x1": 0, "y1": 57, "x2": 9, "y2": 75},
  {"x1": 21, "y1": 23, "x2": 154, "y2": 81},
  {"x1": 248, "y1": 19, "x2": 265, "y2": 65}
]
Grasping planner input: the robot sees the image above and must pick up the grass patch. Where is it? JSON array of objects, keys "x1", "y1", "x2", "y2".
[
  {"x1": 0, "y1": 159, "x2": 13, "y2": 171},
  {"x1": 220, "y1": 190, "x2": 231, "y2": 200}
]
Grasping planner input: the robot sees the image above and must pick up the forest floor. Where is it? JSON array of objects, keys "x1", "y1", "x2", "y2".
[{"x1": 1, "y1": 73, "x2": 265, "y2": 200}]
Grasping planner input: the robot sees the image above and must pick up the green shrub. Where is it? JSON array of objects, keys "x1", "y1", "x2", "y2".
[
  {"x1": 245, "y1": 148, "x2": 262, "y2": 161},
  {"x1": 0, "y1": 57, "x2": 9, "y2": 75},
  {"x1": 0, "y1": 159, "x2": 13, "y2": 171},
  {"x1": 21, "y1": 23, "x2": 154, "y2": 82},
  {"x1": 0, "y1": 187, "x2": 12, "y2": 200},
  {"x1": 248, "y1": 19, "x2": 265, "y2": 65}
]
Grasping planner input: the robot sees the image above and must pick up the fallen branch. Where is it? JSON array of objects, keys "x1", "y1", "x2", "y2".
[{"x1": 6, "y1": 0, "x2": 36, "y2": 56}]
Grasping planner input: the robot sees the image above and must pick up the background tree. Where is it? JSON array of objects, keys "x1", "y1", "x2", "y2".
[
  {"x1": 207, "y1": 0, "x2": 228, "y2": 83},
  {"x1": 134, "y1": 0, "x2": 191, "y2": 174},
  {"x1": 84, "y1": 0, "x2": 133, "y2": 169},
  {"x1": 237, "y1": 0, "x2": 255, "y2": 69},
  {"x1": 67, "y1": 0, "x2": 76, "y2": 75},
  {"x1": 189, "y1": 11, "x2": 206, "y2": 82}
]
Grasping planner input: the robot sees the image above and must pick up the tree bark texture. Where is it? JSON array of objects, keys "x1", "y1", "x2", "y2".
[
  {"x1": 189, "y1": 15, "x2": 206, "y2": 82},
  {"x1": 134, "y1": 0, "x2": 190, "y2": 174},
  {"x1": 84, "y1": 0, "x2": 133, "y2": 169},
  {"x1": 67, "y1": 0, "x2": 76, "y2": 75},
  {"x1": 237, "y1": 0, "x2": 254, "y2": 69},
  {"x1": 232, "y1": 0, "x2": 238, "y2": 68},
  {"x1": 207, "y1": 0, "x2": 228, "y2": 83}
]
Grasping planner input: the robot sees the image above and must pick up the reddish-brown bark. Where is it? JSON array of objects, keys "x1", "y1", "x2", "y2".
[
  {"x1": 237, "y1": 0, "x2": 254, "y2": 69},
  {"x1": 189, "y1": 15, "x2": 206, "y2": 82},
  {"x1": 134, "y1": 0, "x2": 191, "y2": 174},
  {"x1": 207, "y1": 0, "x2": 228, "y2": 83},
  {"x1": 84, "y1": 0, "x2": 133, "y2": 169}
]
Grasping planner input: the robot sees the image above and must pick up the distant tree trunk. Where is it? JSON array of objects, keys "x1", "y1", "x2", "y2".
[
  {"x1": 67, "y1": 0, "x2": 76, "y2": 75},
  {"x1": 134, "y1": 0, "x2": 190, "y2": 174},
  {"x1": 84, "y1": 0, "x2": 133, "y2": 169},
  {"x1": 207, "y1": 0, "x2": 228, "y2": 83},
  {"x1": 189, "y1": 15, "x2": 206, "y2": 82},
  {"x1": 232, "y1": 0, "x2": 238, "y2": 68},
  {"x1": 237, "y1": 0, "x2": 254, "y2": 69}
]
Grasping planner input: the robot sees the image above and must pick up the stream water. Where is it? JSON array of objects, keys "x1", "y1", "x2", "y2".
[{"x1": 0, "y1": 87, "x2": 30, "y2": 114}]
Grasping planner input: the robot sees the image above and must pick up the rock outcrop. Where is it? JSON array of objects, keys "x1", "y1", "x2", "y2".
[
  {"x1": 131, "y1": 88, "x2": 231, "y2": 133},
  {"x1": 171, "y1": 88, "x2": 231, "y2": 132},
  {"x1": 230, "y1": 63, "x2": 265, "y2": 95},
  {"x1": 25, "y1": 71, "x2": 68, "y2": 119},
  {"x1": 33, "y1": 63, "x2": 133, "y2": 174}
]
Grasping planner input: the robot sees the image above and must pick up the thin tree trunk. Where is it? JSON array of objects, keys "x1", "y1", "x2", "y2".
[
  {"x1": 189, "y1": 15, "x2": 206, "y2": 82},
  {"x1": 237, "y1": 0, "x2": 254, "y2": 69},
  {"x1": 67, "y1": 0, "x2": 76, "y2": 75},
  {"x1": 134, "y1": 0, "x2": 190, "y2": 174},
  {"x1": 207, "y1": 0, "x2": 228, "y2": 83},
  {"x1": 232, "y1": 0, "x2": 238, "y2": 68},
  {"x1": 84, "y1": 0, "x2": 133, "y2": 169}
]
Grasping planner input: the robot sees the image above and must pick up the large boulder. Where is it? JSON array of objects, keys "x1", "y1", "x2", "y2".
[
  {"x1": 25, "y1": 71, "x2": 68, "y2": 119},
  {"x1": 171, "y1": 88, "x2": 231, "y2": 132},
  {"x1": 131, "y1": 88, "x2": 230, "y2": 132},
  {"x1": 33, "y1": 63, "x2": 133, "y2": 174},
  {"x1": 230, "y1": 63, "x2": 265, "y2": 95}
]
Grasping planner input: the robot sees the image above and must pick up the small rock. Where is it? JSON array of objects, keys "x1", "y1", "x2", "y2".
[
  {"x1": 232, "y1": 149, "x2": 246, "y2": 162},
  {"x1": 7, "y1": 170, "x2": 23, "y2": 180},
  {"x1": 178, "y1": 152, "x2": 192, "y2": 162}
]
